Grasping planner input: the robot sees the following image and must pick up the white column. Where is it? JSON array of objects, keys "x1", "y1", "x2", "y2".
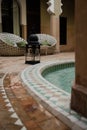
[
  {"x1": 50, "y1": 15, "x2": 60, "y2": 52},
  {"x1": 18, "y1": 0, "x2": 27, "y2": 39},
  {"x1": 47, "y1": 0, "x2": 63, "y2": 52}
]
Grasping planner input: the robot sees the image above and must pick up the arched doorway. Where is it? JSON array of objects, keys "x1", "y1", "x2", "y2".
[
  {"x1": 1, "y1": 0, "x2": 20, "y2": 35},
  {"x1": 26, "y1": 0, "x2": 40, "y2": 38}
]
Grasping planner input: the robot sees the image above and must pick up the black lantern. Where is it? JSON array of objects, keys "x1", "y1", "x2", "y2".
[{"x1": 25, "y1": 34, "x2": 40, "y2": 64}]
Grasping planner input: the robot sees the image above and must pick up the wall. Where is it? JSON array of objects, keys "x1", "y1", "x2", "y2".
[
  {"x1": 71, "y1": 0, "x2": 87, "y2": 117},
  {"x1": 60, "y1": 0, "x2": 75, "y2": 52},
  {"x1": 41, "y1": 0, "x2": 50, "y2": 34},
  {"x1": 75, "y1": 0, "x2": 87, "y2": 87}
]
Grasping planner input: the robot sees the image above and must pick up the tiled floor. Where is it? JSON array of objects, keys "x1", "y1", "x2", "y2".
[
  {"x1": 0, "y1": 52, "x2": 75, "y2": 130},
  {"x1": 21, "y1": 58, "x2": 87, "y2": 130}
]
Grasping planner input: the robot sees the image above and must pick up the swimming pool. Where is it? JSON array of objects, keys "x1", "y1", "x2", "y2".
[
  {"x1": 42, "y1": 62, "x2": 75, "y2": 93},
  {"x1": 21, "y1": 60, "x2": 87, "y2": 130}
]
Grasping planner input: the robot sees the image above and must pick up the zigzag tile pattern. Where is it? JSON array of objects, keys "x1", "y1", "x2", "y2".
[
  {"x1": 21, "y1": 60, "x2": 87, "y2": 130},
  {"x1": 0, "y1": 74, "x2": 26, "y2": 130}
]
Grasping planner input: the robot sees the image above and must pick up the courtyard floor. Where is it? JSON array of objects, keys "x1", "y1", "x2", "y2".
[{"x1": 0, "y1": 52, "x2": 74, "y2": 130}]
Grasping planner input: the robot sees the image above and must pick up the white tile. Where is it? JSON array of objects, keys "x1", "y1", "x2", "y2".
[
  {"x1": 6, "y1": 103, "x2": 12, "y2": 107},
  {"x1": 75, "y1": 120, "x2": 87, "y2": 129},
  {"x1": 1, "y1": 92, "x2": 6, "y2": 95},
  {"x1": 72, "y1": 124, "x2": 84, "y2": 130},
  {"x1": 15, "y1": 119, "x2": 23, "y2": 126},
  {"x1": 8, "y1": 108, "x2": 15, "y2": 112},
  {"x1": 4, "y1": 99, "x2": 10, "y2": 103},
  {"x1": 3, "y1": 95, "x2": 7, "y2": 98},
  {"x1": 11, "y1": 113, "x2": 18, "y2": 118},
  {"x1": 0, "y1": 89, "x2": 5, "y2": 92},
  {"x1": 21, "y1": 127, "x2": 27, "y2": 130},
  {"x1": 67, "y1": 115, "x2": 78, "y2": 123}
]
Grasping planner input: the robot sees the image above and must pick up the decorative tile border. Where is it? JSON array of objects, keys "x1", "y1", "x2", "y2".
[
  {"x1": 0, "y1": 74, "x2": 27, "y2": 130},
  {"x1": 21, "y1": 59, "x2": 87, "y2": 130}
]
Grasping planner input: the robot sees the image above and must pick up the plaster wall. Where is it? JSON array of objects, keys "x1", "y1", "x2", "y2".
[
  {"x1": 71, "y1": 0, "x2": 87, "y2": 118},
  {"x1": 75, "y1": 0, "x2": 87, "y2": 87},
  {"x1": 60, "y1": 0, "x2": 75, "y2": 52},
  {"x1": 41, "y1": 0, "x2": 50, "y2": 34}
]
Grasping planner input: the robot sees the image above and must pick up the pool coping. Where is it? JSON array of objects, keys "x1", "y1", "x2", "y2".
[{"x1": 21, "y1": 59, "x2": 87, "y2": 130}]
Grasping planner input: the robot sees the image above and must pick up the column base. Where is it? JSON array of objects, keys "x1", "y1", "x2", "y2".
[
  {"x1": 71, "y1": 84, "x2": 87, "y2": 118},
  {"x1": 20, "y1": 25, "x2": 27, "y2": 40}
]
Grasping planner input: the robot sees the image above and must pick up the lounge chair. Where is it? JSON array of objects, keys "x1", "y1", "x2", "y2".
[
  {"x1": 36, "y1": 34, "x2": 57, "y2": 55},
  {"x1": 0, "y1": 33, "x2": 27, "y2": 56}
]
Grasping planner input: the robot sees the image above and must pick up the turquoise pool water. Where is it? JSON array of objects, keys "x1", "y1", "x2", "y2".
[{"x1": 42, "y1": 63, "x2": 75, "y2": 93}]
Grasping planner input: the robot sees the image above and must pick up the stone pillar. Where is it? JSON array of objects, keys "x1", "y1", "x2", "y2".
[
  {"x1": 71, "y1": 0, "x2": 87, "y2": 118},
  {"x1": 19, "y1": 0, "x2": 27, "y2": 40},
  {"x1": 50, "y1": 15, "x2": 60, "y2": 52},
  {"x1": 21, "y1": 25, "x2": 27, "y2": 40}
]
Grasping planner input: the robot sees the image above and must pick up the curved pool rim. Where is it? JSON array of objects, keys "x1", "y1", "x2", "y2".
[
  {"x1": 41, "y1": 61, "x2": 75, "y2": 94},
  {"x1": 21, "y1": 59, "x2": 87, "y2": 130}
]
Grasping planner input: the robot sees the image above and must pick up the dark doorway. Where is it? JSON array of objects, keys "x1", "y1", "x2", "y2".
[
  {"x1": 1, "y1": 0, "x2": 13, "y2": 33},
  {"x1": 60, "y1": 17, "x2": 67, "y2": 45},
  {"x1": 26, "y1": 0, "x2": 40, "y2": 39}
]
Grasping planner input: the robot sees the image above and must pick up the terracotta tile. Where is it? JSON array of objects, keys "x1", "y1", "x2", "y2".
[
  {"x1": 27, "y1": 108, "x2": 42, "y2": 118},
  {"x1": 25, "y1": 120, "x2": 38, "y2": 129},
  {"x1": 27, "y1": 108, "x2": 51, "y2": 122},
  {"x1": 24, "y1": 104, "x2": 38, "y2": 113},
  {"x1": 0, "y1": 53, "x2": 74, "y2": 130},
  {"x1": 35, "y1": 112, "x2": 51, "y2": 123},
  {"x1": 29, "y1": 127, "x2": 42, "y2": 130},
  {"x1": 38, "y1": 118, "x2": 70, "y2": 130},
  {"x1": 20, "y1": 97, "x2": 36, "y2": 106}
]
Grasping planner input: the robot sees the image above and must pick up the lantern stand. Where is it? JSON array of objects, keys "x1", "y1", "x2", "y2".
[{"x1": 25, "y1": 34, "x2": 40, "y2": 65}]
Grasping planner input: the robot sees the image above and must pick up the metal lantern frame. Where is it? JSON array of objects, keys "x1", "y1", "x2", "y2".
[{"x1": 25, "y1": 34, "x2": 40, "y2": 64}]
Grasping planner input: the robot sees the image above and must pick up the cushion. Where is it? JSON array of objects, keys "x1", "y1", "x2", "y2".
[
  {"x1": 41, "y1": 40, "x2": 51, "y2": 46},
  {"x1": 16, "y1": 41, "x2": 26, "y2": 47}
]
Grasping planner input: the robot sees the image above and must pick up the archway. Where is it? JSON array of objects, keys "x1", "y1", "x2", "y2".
[
  {"x1": 1, "y1": 0, "x2": 20, "y2": 35},
  {"x1": 26, "y1": 0, "x2": 40, "y2": 38}
]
